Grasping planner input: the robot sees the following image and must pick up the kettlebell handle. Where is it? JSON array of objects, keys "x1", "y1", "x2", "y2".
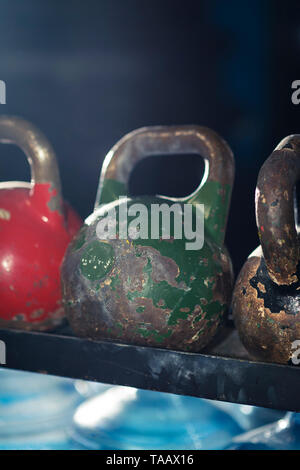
[
  {"x1": 95, "y1": 125, "x2": 234, "y2": 246},
  {"x1": 0, "y1": 116, "x2": 63, "y2": 213},
  {"x1": 256, "y1": 135, "x2": 300, "y2": 285}
]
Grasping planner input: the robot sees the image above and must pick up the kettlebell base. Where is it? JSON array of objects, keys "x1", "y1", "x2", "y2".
[
  {"x1": 66, "y1": 320, "x2": 228, "y2": 354},
  {"x1": 63, "y1": 286, "x2": 231, "y2": 353},
  {"x1": 233, "y1": 255, "x2": 300, "y2": 365}
]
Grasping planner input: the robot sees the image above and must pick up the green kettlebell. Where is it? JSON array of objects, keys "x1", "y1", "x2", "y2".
[{"x1": 61, "y1": 125, "x2": 235, "y2": 351}]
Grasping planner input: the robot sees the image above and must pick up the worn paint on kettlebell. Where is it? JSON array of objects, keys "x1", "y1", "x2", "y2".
[
  {"x1": 62, "y1": 125, "x2": 234, "y2": 352},
  {"x1": 80, "y1": 241, "x2": 115, "y2": 281}
]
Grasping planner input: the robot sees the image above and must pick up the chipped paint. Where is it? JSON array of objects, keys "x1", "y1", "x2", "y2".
[
  {"x1": 80, "y1": 241, "x2": 115, "y2": 281},
  {"x1": 61, "y1": 125, "x2": 234, "y2": 351},
  {"x1": 62, "y1": 195, "x2": 233, "y2": 351},
  {"x1": 0, "y1": 208, "x2": 10, "y2": 220}
]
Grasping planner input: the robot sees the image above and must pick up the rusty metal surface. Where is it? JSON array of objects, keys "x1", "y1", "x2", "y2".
[
  {"x1": 233, "y1": 135, "x2": 300, "y2": 364},
  {"x1": 256, "y1": 135, "x2": 300, "y2": 286},
  {"x1": 96, "y1": 125, "x2": 234, "y2": 204},
  {"x1": 62, "y1": 204, "x2": 234, "y2": 352},
  {"x1": 0, "y1": 116, "x2": 63, "y2": 213},
  {"x1": 62, "y1": 125, "x2": 235, "y2": 352}
]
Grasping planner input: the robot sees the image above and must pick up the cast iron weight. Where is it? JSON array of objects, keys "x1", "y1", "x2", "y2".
[
  {"x1": 62, "y1": 125, "x2": 235, "y2": 352},
  {"x1": 0, "y1": 116, "x2": 82, "y2": 331},
  {"x1": 233, "y1": 135, "x2": 300, "y2": 364}
]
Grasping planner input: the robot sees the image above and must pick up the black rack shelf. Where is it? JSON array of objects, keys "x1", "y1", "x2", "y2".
[{"x1": 0, "y1": 325, "x2": 299, "y2": 412}]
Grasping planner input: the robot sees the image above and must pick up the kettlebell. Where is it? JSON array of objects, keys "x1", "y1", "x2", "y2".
[
  {"x1": 0, "y1": 116, "x2": 82, "y2": 331},
  {"x1": 233, "y1": 135, "x2": 300, "y2": 364},
  {"x1": 61, "y1": 125, "x2": 235, "y2": 351}
]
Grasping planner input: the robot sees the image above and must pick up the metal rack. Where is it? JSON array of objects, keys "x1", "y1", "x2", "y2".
[{"x1": 0, "y1": 324, "x2": 299, "y2": 412}]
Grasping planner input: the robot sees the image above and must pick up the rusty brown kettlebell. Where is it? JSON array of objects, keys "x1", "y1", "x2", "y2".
[{"x1": 233, "y1": 135, "x2": 300, "y2": 364}]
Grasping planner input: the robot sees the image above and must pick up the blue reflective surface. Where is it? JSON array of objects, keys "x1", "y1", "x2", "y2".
[
  {"x1": 70, "y1": 387, "x2": 242, "y2": 450},
  {"x1": 0, "y1": 368, "x2": 84, "y2": 449},
  {"x1": 226, "y1": 413, "x2": 300, "y2": 450},
  {"x1": 0, "y1": 368, "x2": 294, "y2": 450}
]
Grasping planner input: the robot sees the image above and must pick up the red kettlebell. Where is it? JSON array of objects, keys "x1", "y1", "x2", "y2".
[{"x1": 0, "y1": 116, "x2": 82, "y2": 331}]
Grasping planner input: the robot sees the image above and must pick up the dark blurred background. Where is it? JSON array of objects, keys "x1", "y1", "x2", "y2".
[{"x1": 0, "y1": 0, "x2": 299, "y2": 274}]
